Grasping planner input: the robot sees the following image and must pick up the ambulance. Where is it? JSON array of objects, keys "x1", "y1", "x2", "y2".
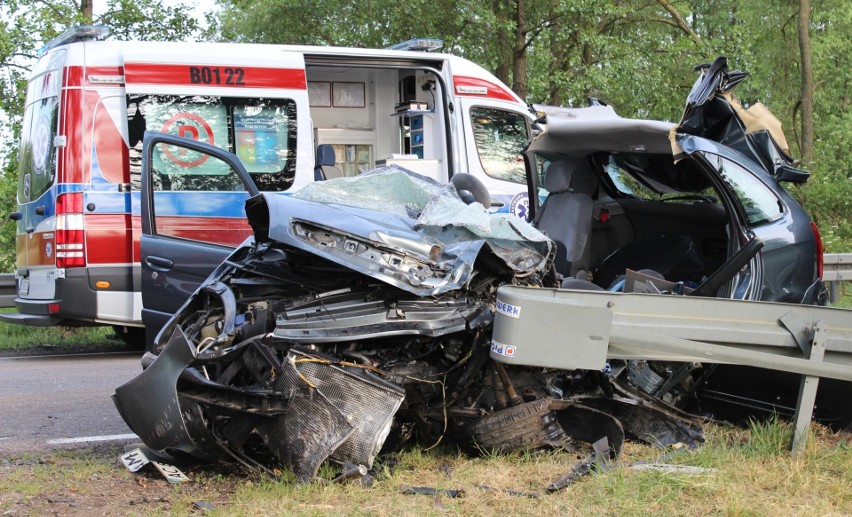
[{"x1": 4, "y1": 26, "x2": 535, "y2": 345}]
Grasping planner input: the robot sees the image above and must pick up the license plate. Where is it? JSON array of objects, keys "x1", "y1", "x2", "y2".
[
  {"x1": 18, "y1": 278, "x2": 28, "y2": 296},
  {"x1": 119, "y1": 448, "x2": 150, "y2": 472},
  {"x1": 152, "y1": 461, "x2": 190, "y2": 483}
]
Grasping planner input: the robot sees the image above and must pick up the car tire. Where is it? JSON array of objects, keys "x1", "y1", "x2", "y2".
[{"x1": 471, "y1": 397, "x2": 564, "y2": 453}]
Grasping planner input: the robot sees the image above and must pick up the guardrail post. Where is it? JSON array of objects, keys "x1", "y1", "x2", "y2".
[{"x1": 790, "y1": 322, "x2": 827, "y2": 457}]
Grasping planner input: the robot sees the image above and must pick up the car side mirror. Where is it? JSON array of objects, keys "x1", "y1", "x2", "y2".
[{"x1": 774, "y1": 163, "x2": 810, "y2": 184}]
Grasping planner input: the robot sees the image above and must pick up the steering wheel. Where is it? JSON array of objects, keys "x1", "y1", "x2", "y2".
[{"x1": 450, "y1": 173, "x2": 491, "y2": 207}]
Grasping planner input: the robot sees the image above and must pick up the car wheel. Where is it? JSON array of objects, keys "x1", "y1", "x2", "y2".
[{"x1": 471, "y1": 397, "x2": 565, "y2": 453}]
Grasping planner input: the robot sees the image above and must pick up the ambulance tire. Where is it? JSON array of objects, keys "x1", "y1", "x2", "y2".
[{"x1": 112, "y1": 325, "x2": 146, "y2": 349}]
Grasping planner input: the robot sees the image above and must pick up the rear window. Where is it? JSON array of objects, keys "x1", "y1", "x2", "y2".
[
  {"x1": 18, "y1": 50, "x2": 64, "y2": 202},
  {"x1": 128, "y1": 95, "x2": 297, "y2": 191},
  {"x1": 705, "y1": 154, "x2": 783, "y2": 226},
  {"x1": 601, "y1": 153, "x2": 714, "y2": 198}
]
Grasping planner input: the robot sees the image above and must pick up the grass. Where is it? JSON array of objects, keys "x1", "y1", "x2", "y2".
[
  {"x1": 0, "y1": 308, "x2": 116, "y2": 351},
  {"x1": 829, "y1": 282, "x2": 851, "y2": 308},
  {"x1": 1, "y1": 421, "x2": 849, "y2": 516}
]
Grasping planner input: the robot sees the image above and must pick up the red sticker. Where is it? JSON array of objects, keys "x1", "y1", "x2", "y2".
[{"x1": 160, "y1": 112, "x2": 214, "y2": 167}]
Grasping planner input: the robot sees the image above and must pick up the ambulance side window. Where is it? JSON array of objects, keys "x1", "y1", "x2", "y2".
[
  {"x1": 151, "y1": 141, "x2": 239, "y2": 192},
  {"x1": 149, "y1": 140, "x2": 253, "y2": 246},
  {"x1": 129, "y1": 95, "x2": 297, "y2": 192},
  {"x1": 469, "y1": 107, "x2": 529, "y2": 184}
]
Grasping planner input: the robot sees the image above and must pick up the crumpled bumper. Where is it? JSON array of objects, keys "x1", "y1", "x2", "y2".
[{"x1": 113, "y1": 326, "x2": 216, "y2": 460}]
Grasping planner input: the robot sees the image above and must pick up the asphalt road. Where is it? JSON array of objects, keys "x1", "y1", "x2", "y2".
[{"x1": 0, "y1": 352, "x2": 143, "y2": 456}]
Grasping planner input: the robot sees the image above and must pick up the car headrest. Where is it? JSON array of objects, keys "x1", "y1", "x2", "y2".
[
  {"x1": 544, "y1": 159, "x2": 598, "y2": 195},
  {"x1": 571, "y1": 167, "x2": 598, "y2": 196},
  {"x1": 544, "y1": 161, "x2": 574, "y2": 193}
]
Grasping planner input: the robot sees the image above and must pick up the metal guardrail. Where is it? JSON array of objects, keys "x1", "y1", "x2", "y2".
[
  {"x1": 0, "y1": 253, "x2": 849, "y2": 310},
  {"x1": 0, "y1": 273, "x2": 15, "y2": 309},
  {"x1": 824, "y1": 253, "x2": 852, "y2": 304},
  {"x1": 823, "y1": 253, "x2": 852, "y2": 281},
  {"x1": 493, "y1": 285, "x2": 852, "y2": 453}
]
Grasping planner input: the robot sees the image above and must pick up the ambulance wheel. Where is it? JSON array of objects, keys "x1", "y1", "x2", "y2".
[{"x1": 111, "y1": 325, "x2": 146, "y2": 349}]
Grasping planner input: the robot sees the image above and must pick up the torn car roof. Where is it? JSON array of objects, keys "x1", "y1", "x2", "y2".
[{"x1": 529, "y1": 116, "x2": 675, "y2": 157}]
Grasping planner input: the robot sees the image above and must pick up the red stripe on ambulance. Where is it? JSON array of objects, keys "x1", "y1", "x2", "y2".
[
  {"x1": 124, "y1": 64, "x2": 307, "y2": 90},
  {"x1": 153, "y1": 217, "x2": 254, "y2": 247},
  {"x1": 64, "y1": 66, "x2": 125, "y2": 87},
  {"x1": 453, "y1": 75, "x2": 520, "y2": 102},
  {"x1": 85, "y1": 214, "x2": 133, "y2": 264}
]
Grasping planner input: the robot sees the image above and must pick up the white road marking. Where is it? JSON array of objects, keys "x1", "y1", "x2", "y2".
[
  {"x1": 47, "y1": 433, "x2": 139, "y2": 445},
  {"x1": 0, "y1": 351, "x2": 140, "y2": 361}
]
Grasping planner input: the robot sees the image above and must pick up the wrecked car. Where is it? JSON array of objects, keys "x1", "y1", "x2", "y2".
[
  {"x1": 528, "y1": 57, "x2": 824, "y2": 305},
  {"x1": 115, "y1": 152, "x2": 702, "y2": 483},
  {"x1": 524, "y1": 56, "x2": 844, "y2": 425},
  {"x1": 113, "y1": 57, "x2": 837, "y2": 483}
]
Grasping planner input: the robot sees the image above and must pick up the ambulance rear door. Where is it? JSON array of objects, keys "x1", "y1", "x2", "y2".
[{"x1": 123, "y1": 45, "x2": 311, "y2": 344}]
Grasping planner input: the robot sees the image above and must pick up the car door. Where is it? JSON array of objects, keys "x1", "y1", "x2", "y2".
[
  {"x1": 697, "y1": 148, "x2": 818, "y2": 302},
  {"x1": 139, "y1": 131, "x2": 260, "y2": 344}
]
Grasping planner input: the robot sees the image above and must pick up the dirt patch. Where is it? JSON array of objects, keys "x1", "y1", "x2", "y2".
[{"x1": 0, "y1": 445, "x2": 246, "y2": 516}]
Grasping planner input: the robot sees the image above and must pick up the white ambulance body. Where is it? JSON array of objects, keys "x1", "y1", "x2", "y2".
[{"x1": 4, "y1": 28, "x2": 534, "y2": 344}]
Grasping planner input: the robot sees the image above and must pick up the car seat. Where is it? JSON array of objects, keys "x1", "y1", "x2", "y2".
[
  {"x1": 534, "y1": 159, "x2": 598, "y2": 277},
  {"x1": 314, "y1": 144, "x2": 343, "y2": 181}
]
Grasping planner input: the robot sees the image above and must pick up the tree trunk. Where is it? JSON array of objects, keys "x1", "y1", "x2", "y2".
[
  {"x1": 797, "y1": 0, "x2": 814, "y2": 162},
  {"x1": 493, "y1": 0, "x2": 512, "y2": 86},
  {"x1": 547, "y1": 17, "x2": 564, "y2": 106},
  {"x1": 80, "y1": 0, "x2": 93, "y2": 24},
  {"x1": 512, "y1": 0, "x2": 527, "y2": 99}
]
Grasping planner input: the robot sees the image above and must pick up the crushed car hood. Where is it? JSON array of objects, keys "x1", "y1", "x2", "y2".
[{"x1": 245, "y1": 166, "x2": 554, "y2": 296}]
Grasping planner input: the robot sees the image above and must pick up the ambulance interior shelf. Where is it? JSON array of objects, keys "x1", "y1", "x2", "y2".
[
  {"x1": 391, "y1": 110, "x2": 435, "y2": 116},
  {"x1": 395, "y1": 111, "x2": 433, "y2": 162},
  {"x1": 375, "y1": 157, "x2": 442, "y2": 181}
]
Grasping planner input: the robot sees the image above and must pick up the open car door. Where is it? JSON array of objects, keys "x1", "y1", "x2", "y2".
[{"x1": 139, "y1": 131, "x2": 260, "y2": 348}]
